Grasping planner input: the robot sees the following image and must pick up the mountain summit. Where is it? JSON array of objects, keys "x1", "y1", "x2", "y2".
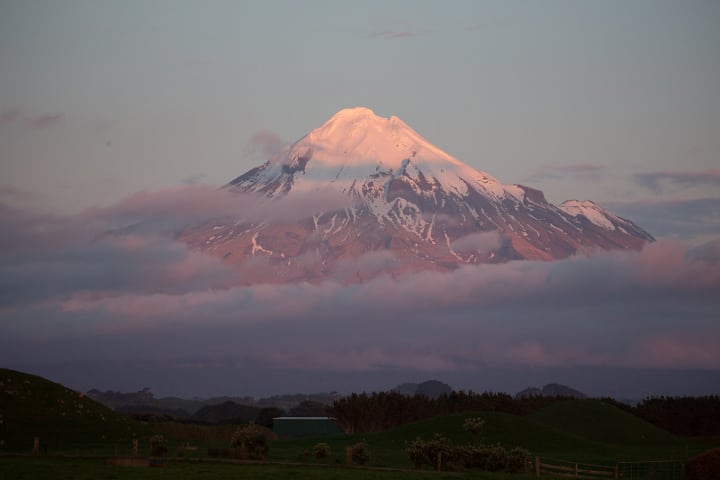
[{"x1": 182, "y1": 107, "x2": 653, "y2": 283}]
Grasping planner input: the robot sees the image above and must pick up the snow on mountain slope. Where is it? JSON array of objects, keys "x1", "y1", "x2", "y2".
[
  {"x1": 182, "y1": 107, "x2": 654, "y2": 284},
  {"x1": 230, "y1": 107, "x2": 510, "y2": 199},
  {"x1": 559, "y1": 200, "x2": 655, "y2": 240}
]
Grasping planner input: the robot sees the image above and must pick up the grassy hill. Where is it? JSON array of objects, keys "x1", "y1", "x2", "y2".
[
  {"x1": 270, "y1": 402, "x2": 705, "y2": 467},
  {"x1": 0, "y1": 368, "x2": 151, "y2": 454},
  {"x1": 1, "y1": 368, "x2": 713, "y2": 471},
  {"x1": 527, "y1": 399, "x2": 682, "y2": 447}
]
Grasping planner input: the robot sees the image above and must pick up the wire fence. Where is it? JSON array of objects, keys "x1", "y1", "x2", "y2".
[
  {"x1": 617, "y1": 460, "x2": 684, "y2": 480},
  {"x1": 535, "y1": 458, "x2": 685, "y2": 480}
]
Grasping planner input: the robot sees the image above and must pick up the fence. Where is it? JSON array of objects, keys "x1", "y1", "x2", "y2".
[
  {"x1": 535, "y1": 457, "x2": 618, "y2": 479},
  {"x1": 535, "y1": 458, "x2": 685, "y2": 480},
  {"x1": 617, "y1": 460, "x2": 684, "y2": 480}
]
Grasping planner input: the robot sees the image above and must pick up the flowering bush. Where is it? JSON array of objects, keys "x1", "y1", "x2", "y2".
[
  {"x1": 149, "y1": 434, "x2": 168, "y2": 457},
  {"x1": 405, "y1": 434, "x2": 454, "y2": 470},
  {"x1": 351, "y1": 440, "x2": 370, "y2": 465},
  {"x1": 462, "y1": 417, "x2": 485, "y2": 443},
  {"x1": 230, "y1": 424, "x2": 269, "y2": 460},
  {"x1": 312, "y1": 442, "x2": 332, "y2": 460}
]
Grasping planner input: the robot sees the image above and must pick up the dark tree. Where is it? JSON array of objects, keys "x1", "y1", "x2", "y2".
[{"x1": 255, "y1": 407, "x2": 286, "y2": 429}]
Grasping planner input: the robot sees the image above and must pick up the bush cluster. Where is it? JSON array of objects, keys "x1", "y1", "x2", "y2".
[
  {"x1": 351, "y1": 440, "x2": 371, "y2": 465},
  {"x1": 149, "y1": 434, "x2": 168, "y2": 457},
  {"x1": 462, "y1": 417, "x2": 485, "y2": 442},
  {"x1": 311, "y1": 442, "x2": 331, "y2": 460},
  {"x1": 230, "y1": 424, "x2": 269, "y2": 460},
  {"x1": 405, "y1": 435, "x2": 531, "y2": 472}
]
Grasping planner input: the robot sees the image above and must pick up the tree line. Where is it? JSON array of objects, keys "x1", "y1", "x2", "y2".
[
  {"x1": 604, "y1": 395, "x2": 720, "y2": 436},
  {"x1": 327, "y1": 391, "x2": 562, "y2": 433},
  {"x1": 327, "y1": 391, "x2": 720, "y2": 436}
]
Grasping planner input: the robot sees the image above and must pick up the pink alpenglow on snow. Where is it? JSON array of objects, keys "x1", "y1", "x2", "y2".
[{"x1": 181, "y1": 107, "x2": 654, "y2": 284}]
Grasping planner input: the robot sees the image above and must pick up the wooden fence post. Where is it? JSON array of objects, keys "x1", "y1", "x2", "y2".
[
  {"x1": 575, "y1": 463, "x2": 579, "y2": 478},
  {"x1": 437, "y1": 451, "x2": 442, "y2": 472},
  {"x1": 613, "y1": 465, "x2": 619, "y2": 480},
  {"x1": 132, "y1": 439, "x2": 138, "y2": 456},
  {"x1": 535, "y1": 456, "x2": 540, "y2": 477},
  {"x1": 33, "y1": 437, "x2": 39, "y2": 455},
  {"x1": 345, "y1": 446, "x2": 352, "y2": 466}
]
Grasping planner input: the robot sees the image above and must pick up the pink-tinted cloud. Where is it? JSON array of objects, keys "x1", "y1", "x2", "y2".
[
  {"x1": 244, "y1": 130, "x2": 285, "y2": 161},
  {"x1": 607, "y1": 196, "x2": 720, "y2": 241},
  {"x1": 28, "y1": 113, "x2": 64, "y2": 128},
  {"x1": 368, "y1": 15, "x2": 431, "y2": 39},
  {"x1": 1, "y1": 187, "x2": 719, "y2": 397},
  {"x1": 632, "y1": 335, "x2": 720, "y2": 369},
  {"x1": 450, "y1": 231, "x2": 502, "y2": 254},
  {"x1": 527, "y1": 163, "x2": 605, "y2": 182},
  {"x1": 369, "y1": 30, "x2": 424, "y2": 39},
  {"x1": 181, "y1": 173, "x2": 206, "y2": 185},
  {"x1": 633, "y1": 169, "x2": 720, "y2": 192},
  {"x1": 0, "y1": 108, "x2": 21, "y2": 124},
  {"x1": 81, "y1": 184, "x2": 356, "y2": 234},
  {"x1": 0, "y1": 109, "x2": 64, "y2": 128}
]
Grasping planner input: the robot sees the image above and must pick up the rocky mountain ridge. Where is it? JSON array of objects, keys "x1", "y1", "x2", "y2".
[{"x1": 181, "y1": 107, "x2": 653, "y2": 283}]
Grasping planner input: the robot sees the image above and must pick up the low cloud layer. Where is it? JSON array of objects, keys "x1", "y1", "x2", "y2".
[
  {"x1": 244, "y1": 130, "x2": 286, "y2": 161},
  {"x1": 526, "y1": 163, "x2": 605, "y2": 182},
  {"x1": 609, "y1": 197, "x2": 720, "y2": 243},
  {"x1": 633, "y1": 169, "x2": 720, "y2": 192},
  {"x1": 1, "y1": 186, "x2": 719, "y2": 396},
  {"x1": 0, "y1": 108, "x2": 64, "y2": 129}
]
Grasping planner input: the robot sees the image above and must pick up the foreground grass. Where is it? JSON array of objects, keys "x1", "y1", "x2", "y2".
[{"x1": 0, "y1": 457, "x2": 537, "y2": 480}]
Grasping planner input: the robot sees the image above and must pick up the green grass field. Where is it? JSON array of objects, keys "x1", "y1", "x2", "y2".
[
  {"x1": 0, "y1": 457, "x2": 538, "y2": 480},
  {"x1": 2, "y1": 368, "x2": 718, "y2": 478},
  {"x1": 0, "y1": 368, "x2": 152, "y2": 455},
  {"x1": 263, "y1": 405, "x2": 705, "y2": 467}
]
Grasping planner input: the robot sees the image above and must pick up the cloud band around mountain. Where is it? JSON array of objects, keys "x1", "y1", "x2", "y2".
[{"x1": 1, "y1": 186, "x2": 718, "y2": 382}]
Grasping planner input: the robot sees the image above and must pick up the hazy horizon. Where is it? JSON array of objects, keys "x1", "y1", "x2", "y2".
[{"x1": 8, "y1": 362, "x2": 720, "y2": 401}]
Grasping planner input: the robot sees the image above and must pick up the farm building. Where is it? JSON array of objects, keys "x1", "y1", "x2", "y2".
[{"x1": 272, "y1": 417, "x2": 344, "y2": 438}]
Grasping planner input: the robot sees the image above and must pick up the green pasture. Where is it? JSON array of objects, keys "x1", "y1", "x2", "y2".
[{"x1": 2, "y1": 368, "x2": 718, "y2": 478}]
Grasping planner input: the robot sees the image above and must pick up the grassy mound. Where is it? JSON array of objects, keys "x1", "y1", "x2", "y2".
[
  {"x1": 270, "y1": 404, "x2": 701, "y2": 467},
  {"x1": 527, "y1": 399, "x2": 683, "y2": 447},
  {"x1": 0, "y1": 368, "x2": 151, "y2": 453}
]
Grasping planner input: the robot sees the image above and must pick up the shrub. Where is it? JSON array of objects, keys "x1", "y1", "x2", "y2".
[
  {"x1": 312, "y1": 442, "x2": 332, "y2": 460},
  {"x1": 462, "y1": 417, "x2": 485, "y2": 443},
  {"x1": 686, "y1": 449, "x2": 720, "y2": 480},
  {"x1": 507, "y1": 446, "x2": 532, "y2": 473},
  {"x1": 149, "y1": 434, "x2": 168, "y2": 457},
  {"x1": 230, "y1": 424, "x2": 269, "y2": 460},
  {"x1": 428, "y1": 433, "x2": 454, "y2": 468},
  {"x1": 485, "y1": 444, "x2": 508, "y2": 471},
  {"x1": 351, "y1": 440, "x2": 370, "y2": 465},
  {"x1": 455, "y1": 445, "x2": 490, "y2": 470},
  {"x1": 405, "y1": 434, "x2": 454, "y2": 470},
  {"x1": 406, "y1": 437, "x2": 427, "y2": 469}
]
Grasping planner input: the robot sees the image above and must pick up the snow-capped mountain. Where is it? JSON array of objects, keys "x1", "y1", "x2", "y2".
[{"x1": 182, "y1": 107, "x2": 653, "y2": 283}]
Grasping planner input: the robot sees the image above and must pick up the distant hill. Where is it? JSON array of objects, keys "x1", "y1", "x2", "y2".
[
  {"x1": 516, "y1": 383, "x2": 586, "y2": 399},
  {"x1": 87, "y1": 387, "x2": 252, "y2": 415},
  {"x1": 255, "y1": 393, "x2": 341, "y2": 410},
  {"x1": 0, "y1": 368, "x2": 150, "y2": 452},
  {"x1": 392, "y1": 383, "x2": 420, "y2": 396},
  {"x1": 88, "y1": 387, "x2": 339, "y2": 416},
  {"x1": 114, "y1": 404, "x2": 190, "y2": 419},
  {"x1": 392, "y1": 380, "x2": 453, "y2": 399},
  {"x1": 191, "y1": 401, "x2": 260, "y2": 424}
]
